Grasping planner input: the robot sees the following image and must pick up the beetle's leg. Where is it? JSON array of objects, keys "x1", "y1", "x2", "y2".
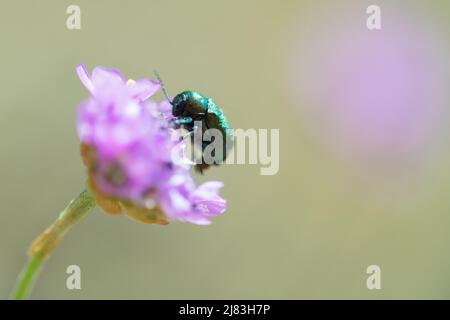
[
  {"x1": 174, "y1": 117, "x2": 193, "y2": 125},
  {"x1": 195, "y1": 164, "x2": 206, "y2": 174}
]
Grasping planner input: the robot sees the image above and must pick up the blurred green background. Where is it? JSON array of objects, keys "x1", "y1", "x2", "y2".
[{"x1": 1, "y1": 0, "x2": 450, "y2": 299}]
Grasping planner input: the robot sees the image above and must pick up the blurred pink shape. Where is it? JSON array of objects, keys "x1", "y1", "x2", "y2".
[{"x1": 287, "y1": 3, "x2": 449, "y2": 173}]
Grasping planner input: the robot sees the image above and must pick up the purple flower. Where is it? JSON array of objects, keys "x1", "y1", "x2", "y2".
[
  {"x1": 76, "y1": 64, "x2": 227, "y2": 225},
  {"x1": 287, "y1": 3, "x2": 448, "y2": 174},
  {"x1": 159, "y1": 174, "x2": 226, "y2": 225}
]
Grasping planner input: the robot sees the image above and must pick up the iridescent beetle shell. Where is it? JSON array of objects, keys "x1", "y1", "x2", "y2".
[{"x1": 172, "y1": 91, "x2": 233, "y2": 172}]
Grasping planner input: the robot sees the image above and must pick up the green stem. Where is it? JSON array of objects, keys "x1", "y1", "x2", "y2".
[
  {"x1": 10, "y1": 188, "x2": 96, "y2": 300},
  {"x1": 11, "y1": 255, "x2": 44, "y2": 300}
]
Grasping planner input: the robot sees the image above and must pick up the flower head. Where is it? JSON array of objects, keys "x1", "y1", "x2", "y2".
[{"x1": 76, "y1": 64, "x2": 226, "y2": 225}]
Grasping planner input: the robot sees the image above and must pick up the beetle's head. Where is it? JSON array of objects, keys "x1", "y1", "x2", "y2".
[{"x1": 172, "y1": 92, "x2": 189, "y2": 117}]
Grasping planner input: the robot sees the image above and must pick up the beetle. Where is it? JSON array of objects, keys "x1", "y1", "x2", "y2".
[{"x1": 154, "y1": 71, "x2": 233, "y2": 173}]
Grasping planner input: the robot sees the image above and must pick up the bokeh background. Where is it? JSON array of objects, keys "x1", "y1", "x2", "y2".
[{"x1": 1, "y1": 0, "x2": 450, "y2": 299}]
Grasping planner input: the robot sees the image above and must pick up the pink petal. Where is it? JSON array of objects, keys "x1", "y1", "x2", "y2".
[
  {"x1": 76, "y1": 64, "x2": 94, "y2": 94},
  {"x1": 129, "y1": 79, "x2": 161, "y2": 101},
  {"x1": 192, "y1": 181, "x2": 224, "y2": 199},
  {"x1": 196, "y1": 198, "x2": 227, "y2": 216},
  {"x1": 157, "y1": 100, "x2": 173, "y2": 113},
  {"x1": 185, "y1": 217, "x2": 212, "y2": 225},
  {"x1": 91, "y1": 66, "x2": 125, "y2": 87}
]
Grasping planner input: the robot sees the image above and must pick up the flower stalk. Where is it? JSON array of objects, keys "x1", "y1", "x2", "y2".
[{"x1": 11, "y1": 189, "x2": 96, "y2": 299}]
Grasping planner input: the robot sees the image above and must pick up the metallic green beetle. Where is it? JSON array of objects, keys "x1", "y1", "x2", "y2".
[{"x1": 155, "y1": 72, "x2": 233, "y2": 173}]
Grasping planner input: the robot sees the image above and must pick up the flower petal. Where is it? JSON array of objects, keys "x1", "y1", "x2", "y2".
[
  {"x1": 197, "y1": 181, "x2": 224, "y2": 193},
  {"x1": 192, "y1": 181, "x2": 224, "y2": 200},
  {"x1": 91, "y1": 66, "x2": 126, "y2": 85},
  {"x1": 129, "y1": 79, "x2": 161, "y2": 101},
  {"x1": 76, "y1": 64, "x2": 95, "y2": 94},
  {"x1": 195, "y1": 198, "x2": 227, "y2": 216},
  {"x1": 185, "y1": 216, "x2": 212, "y2": 225}
]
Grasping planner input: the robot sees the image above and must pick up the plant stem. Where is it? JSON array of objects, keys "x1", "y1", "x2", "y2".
[
  {"x1": 11, "y1": 255, "x2": 43, "y2": 300},
  {"x1": 10, "y1": 188, "x2": 96, "y2": 300}
]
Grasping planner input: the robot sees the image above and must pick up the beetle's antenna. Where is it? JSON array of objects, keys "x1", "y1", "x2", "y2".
[{"x1": 154, "y1": 70, "x2": 172, "y2": 104}]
